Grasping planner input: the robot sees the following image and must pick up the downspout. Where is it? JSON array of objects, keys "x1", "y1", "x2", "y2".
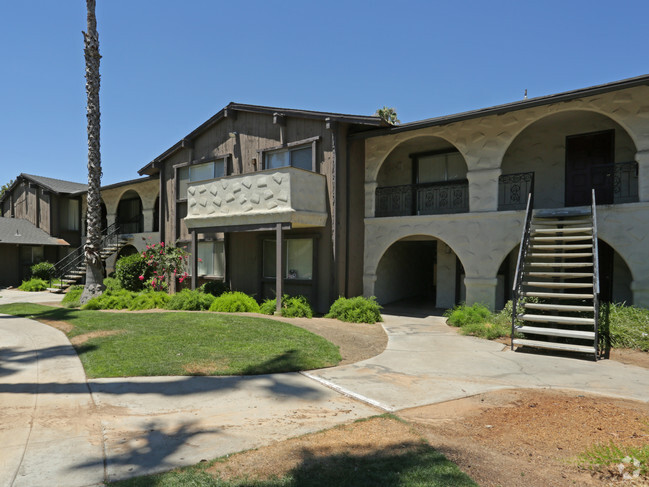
[{"x1": 326, "y1": 118, "x2": 338, "y2": 302}]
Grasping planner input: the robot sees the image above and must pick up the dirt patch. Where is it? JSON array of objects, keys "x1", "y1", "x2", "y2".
[
  {"x1": 37, "y1": 318, "x2": 74, "y2": 334},
  {"x1": 204, "y1": 390, "x2": 649, "y2": 486},
  {"x1": 402, "y1": 389, "x2": 649, "y2": 486},
  {"x1": 254, "y1": 314, "x2": 388, "y2": 365},
  {"x1": 69, "y1": 330, "x2": 127, "y2": 345},
  {"x1": 207, "y1": 416, "x2": 422, "y2": 482},
  {"x1": 182, "y1": 359, "x2": 230, "y2": 375},
  {"x1": 610, "y1": 348, "x2": 649, "y2": 368}
]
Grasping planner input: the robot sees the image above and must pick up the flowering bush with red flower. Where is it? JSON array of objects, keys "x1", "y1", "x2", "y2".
[{"x1": 140, "y1": 242, "x2": 189, "y2": 292}]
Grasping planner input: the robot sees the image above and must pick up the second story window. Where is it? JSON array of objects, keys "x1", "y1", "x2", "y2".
[
  {"x1": 178, "y1": 159, "x2": 227, "y2": 200},
  {"x1": 264, "y1": 146, "x2": 312, "y2": 171},
  {"x1": 416, "y1": 150, "x2": 466, "y2": 183}
]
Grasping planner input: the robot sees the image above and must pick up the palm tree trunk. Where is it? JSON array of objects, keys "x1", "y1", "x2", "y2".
[{"x1": 80, "y1": 0, "x2": 105, "y2": 304}]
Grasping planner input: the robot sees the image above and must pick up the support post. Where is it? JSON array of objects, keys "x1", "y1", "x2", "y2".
[
  {"x1": 191, "y1": 229, "x2": 198, "y2": 290},
  {"x1": 276, "y1": 223, "x2": 283, "y2": 313}
]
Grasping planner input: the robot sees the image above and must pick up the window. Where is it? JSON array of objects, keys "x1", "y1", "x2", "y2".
[
  {"x1": 263, "y1": 238, "x2": 313, "y2": 280},
  {"x1": 178, "y1": 159, "x2": 227, "y2": 199},
  {"x1": 60, "y1": 199, "x2": 79, "y2": 231},
  {"x1": 116, "y1": 196, "x2": 143, "y2": 233},
  {"x1": 416, "y1": 150, "x2": 466, "y2": 183},
  {"x1": 197, "y1": 241, "x2": 225, "y2": 277},
  {"x1": 265, "y1": 146, "x2": 312, "y2": 171}
]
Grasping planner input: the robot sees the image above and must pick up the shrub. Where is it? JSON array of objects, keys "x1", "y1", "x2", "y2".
[
  {"x1": 18, "y1": 278, "x2": 49, "y2": 292},
  {"x1": 103, "y1": 277, "x2": 122, "y2": 293},
  {"x1": 259, "y1": 295, "x2": 313, "y2": 318},
  {"x1": 209, "y1": 291, "x2": 260, "y2": 313},
  {"x1": 82, "y1": 289, "x2": 138, "y2": 310},
  {"x1": 115, "y1": 253, "x2": 149, "y2": 291},
  {"x1": 30, "y1": 262, "x2": 55, "y2": 280},
  {"x1": 166, "y1": 289, "x2": 215, "y2": 311},
  {"x1": 62, "y1": 285, "x2": 83, "y2": 308},
  {"x1": 200, "y1": 280, "x2": 230, "y2": 297},
  {"x1": 326, "y1": 296, "x2": 383, "y2": 323},
  {"x1": 128, "y1": 291, "x2": 171, "y2": 311},
  {"x1": 444, "y1": 303, "x2": 492, "y2": 327},
  {"x1": 141, "y1": 242, "x2": 189, "y2": 291},
  {"x1": 607, "y1": 303, "x2": 649, "y2": 351}
]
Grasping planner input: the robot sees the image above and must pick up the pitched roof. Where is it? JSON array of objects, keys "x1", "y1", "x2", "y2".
[
  {"x1": 20, "y1": 174, "x2": 88, "y2": 194},
  {"x1": 139, "y1": 102, "x2": 387, "y2": 175},
  {"x1": 0, "y1": 217, "x2": 69, "y2": 246},
  {"x1": 352, "y1": 73, "x2": 649, "y2": 139}
]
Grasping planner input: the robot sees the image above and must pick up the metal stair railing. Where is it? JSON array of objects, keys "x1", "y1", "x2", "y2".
[
  {"x1": 591, "y1": 189, "x2": 600, "y2": 359},
  {"x1": 511, "y1": 192, "x2": 534, "y2": 350},
  {"x1": 49, "y1": 223, "x2": 121, "y2": 288}
]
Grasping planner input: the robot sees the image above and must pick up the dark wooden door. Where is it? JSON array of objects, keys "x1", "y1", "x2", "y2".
[{"x1": 565, "y1": 130, "x2": 615, "y2": 206}]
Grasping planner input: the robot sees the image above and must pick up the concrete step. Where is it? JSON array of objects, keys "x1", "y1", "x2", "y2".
[
  {"x1": 534, "y1": 207, "x2": 591, "y2": 218},
  {"x1": 531, "y1": 227, "x2": 593, "y2": 234},
  {"x1": 532, "y1": 219, "x2": 593, "y2": 226},
  {"x1": 47, "y1": 287, "x2": 65, "y2": 294},
  {"x1": 524, "y1": 281, "x2": 593, "y2": 289},
  {"x1": 512, "y1": 338, "x2": 596, "y2": 354},
  {"x1": 531, "y1": 236, "x2": 592, "y2": 242},
  {"x1": 524, "y1": 302, "x2": 595, "y2": 312},
  {"x1": 62, "y1": 279, "x2": 78, "y2": 284},
  {"x1": 530, "y1": 244, "x2": 593, "y2": 250},
  {"x1": 516, "y1": 326, "x2": 596, "y2": 340},
  {"x1": 525, "y1": 271, "x2": 594, "y2": 278},
  {"x1": 526, "y1": 262, "x2": 593, "y2": 268},
  {"x1": 527, "y1": 252, "x2": 593, "y2": 259},
  {"x1": 518, "y1": 313, "x2": 595, "y2": 325},
  {"x1": 520, "y1": 291, "x2": 595, "y2": 299}
]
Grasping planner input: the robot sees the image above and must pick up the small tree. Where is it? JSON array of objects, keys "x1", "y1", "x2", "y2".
[
  {"x1": 0, "y1": 179, "x2": 14, "y2": 200},
  {"x1": 375, "y1": 106, "x2": 400, "y2": 125},
  {"x1": 140, "y1": 242, "x2": 189, "y2": 292}
]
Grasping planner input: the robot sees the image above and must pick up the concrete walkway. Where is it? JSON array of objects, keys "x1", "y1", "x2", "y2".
[
  {"x1": 1, "y1": 292, "x2": 649, "y2": 486},
  {"x1": 308, "y1": 313, "x2": 649, "y2": 411}
]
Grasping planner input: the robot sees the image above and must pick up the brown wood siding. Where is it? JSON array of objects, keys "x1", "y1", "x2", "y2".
[
  {"x1": 38, "y1": 191, "x2": 51, "y2": 233},
  {"x1": 0, "y1": 245, "x2": 20, "y2": 286},
  {"x1": 346, "y1": 137, "x2": 366, "y2": 297}
]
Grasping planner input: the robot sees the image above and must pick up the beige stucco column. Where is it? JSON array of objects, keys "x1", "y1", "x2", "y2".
[
  {"x1": 107, "y1": 212, "x2": 117, "y2": 228},
  {"x1": 636, "y1": 150, "x2": 649, "y2": 202},
  {"x1": 364, "y1": 181, "x2": 378, "y2": 218},
  {"x1": 363, "y1": 272, "x2": 377, "y2": 297},
  {"x1": 466, "y1": 167, "x2": 501, "y2": 212},
  {"x1": 631, "y1": 278, "x2": 649, "y2": 308},
  {"x1": 436, "y1": 243, "x2": 457, "y2": 309},
  {"x1": 464, "y1": 277, "x2": 498, "y2": 310},
  {"x1": 142, "y1": 208, "x2": 154, "y2": 233}
]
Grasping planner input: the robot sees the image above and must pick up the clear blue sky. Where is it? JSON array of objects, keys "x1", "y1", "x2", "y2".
[{"x1": 1, "y1": 0, "x2": 647, "y2": 187}]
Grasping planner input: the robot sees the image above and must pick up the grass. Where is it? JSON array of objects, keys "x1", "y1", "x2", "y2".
[
  {"x1": 578, "y1": 441, "x2": 649, "y2": 479},
  {"x1": 0, "y1": 303, "x2": 341, "y2": 378},
  {"x1": 606, "y1": 302, "x2": 649, "y2": 351},
  {"x1": 444, "y1": 303, "x2": 512, "y2": 340}
]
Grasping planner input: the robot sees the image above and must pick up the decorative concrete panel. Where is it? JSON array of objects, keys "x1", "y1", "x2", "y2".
[{"x1": 184, "y1": 167, "x2": 328, "y2": 229}]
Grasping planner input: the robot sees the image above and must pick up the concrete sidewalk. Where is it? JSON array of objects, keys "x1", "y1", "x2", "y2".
[{"x1": 309, "y1": 313, "x2": 649, "y2": 411}]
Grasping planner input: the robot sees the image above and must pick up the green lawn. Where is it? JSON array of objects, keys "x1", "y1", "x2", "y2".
[{"x1": 0, "y1": 304, "x2": 341, "y2": 378}]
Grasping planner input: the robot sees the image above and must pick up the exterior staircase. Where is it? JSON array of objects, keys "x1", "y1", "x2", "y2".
[
  {"x1": 511, "y1": 191, "x2": 600, "y2": 359},
  {"x1": 49, "y1": 223, "x2": 127, "y2": 293}
]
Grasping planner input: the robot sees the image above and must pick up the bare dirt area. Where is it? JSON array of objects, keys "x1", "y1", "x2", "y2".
[{"x1": 205, "y1": 389, "x2": 649, "y2": 486}]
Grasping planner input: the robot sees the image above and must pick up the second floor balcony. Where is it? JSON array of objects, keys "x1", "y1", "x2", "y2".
[{"x1": 375, "y1": 180, "x2": 469, "y2": 217}]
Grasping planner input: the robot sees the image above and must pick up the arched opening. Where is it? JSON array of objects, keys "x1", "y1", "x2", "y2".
[
  {"x1": 501, "y1": 110, "x2": 638, "y2": 210},
  {"x1": 375, "y1": 136, "x2": 468, "y2": 217},
  {"x1": 153, "y1": 195, "x2": 160, "y2": 233},
  {"x1": 116, "y1": 190, "x2": 143, "y2": 233},
  {"x1": 100, "y1": 201, "x2": 107, "y2": 232},
  {"x1": 374, "y1": 235, "x2": 465, "y2": 310}
]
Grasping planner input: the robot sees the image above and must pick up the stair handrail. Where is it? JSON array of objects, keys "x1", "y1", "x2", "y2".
[
  {"x1": 591, "y1": 189, "x2": 600, "y2": 358},
  {"x1": 49, "y1": 223, "x2": 121, "y2": 287},
  {"x1": 511, "y1": 191, "x2": 534, "y2": 350}
]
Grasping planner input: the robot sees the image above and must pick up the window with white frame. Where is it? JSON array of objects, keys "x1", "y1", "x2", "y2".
[
  {"x1": 264, "y1": 146, "x2": 312, "y2": 171},
  {"x1": 178, "y1": 159, "x2": 227, "y2": 199},
  {"x1": 262, "y1": 238, "x2": 313, "y2": 280},
  {"x1": 197, "y1": 241, "x2": 225, "y2": 277}
]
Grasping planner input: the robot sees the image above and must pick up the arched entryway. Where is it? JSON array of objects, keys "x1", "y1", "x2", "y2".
[
  {"x1": 115, "y1": 244, "x2": 138, "y2": 260},
  {"x1": 374, "y1": 136, "x2": 469, "y2": 217},
  {"x1": 501, "y1": 110, "x2": 638, "y2": 210},
  {"x1": 374, "y1": 235, "x2": 465, "y2": 309},
  {"x1": 116, "y1": 190, "x2": 143, "y2": 234}
]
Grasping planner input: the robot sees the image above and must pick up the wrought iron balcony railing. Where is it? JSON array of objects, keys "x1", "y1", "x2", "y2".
[
  {"x1": 613, "y1": 161, "x2": 638, "y2": 204},
  {"x1": 498, "y1": 172, "x2": 534, "y2": 211},
  {"x1": 375, "y1": 180, "x2": 469, "y2": 217}
]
